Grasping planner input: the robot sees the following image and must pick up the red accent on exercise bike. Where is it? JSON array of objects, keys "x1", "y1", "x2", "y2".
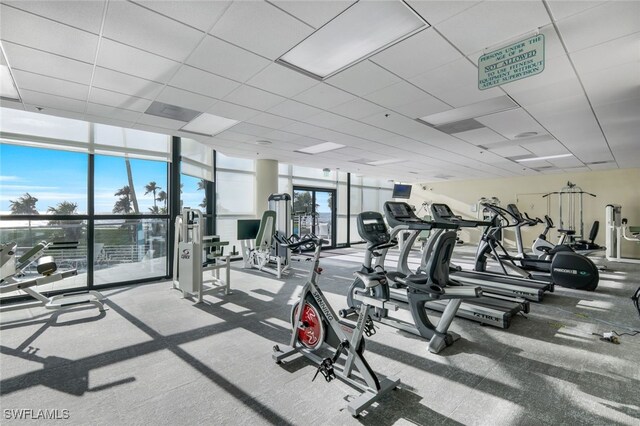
[{"x1": 293, "y1": 303, "x2": 325, "y2": 350}]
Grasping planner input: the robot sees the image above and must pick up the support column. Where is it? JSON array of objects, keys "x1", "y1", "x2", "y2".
[{"x1": 255, "y1": 159, "x2": 278, "y2": 216}]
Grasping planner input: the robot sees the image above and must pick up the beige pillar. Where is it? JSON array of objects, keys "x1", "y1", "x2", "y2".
[{"x1": 255, "y1": 159, "x2": 278, "y2": 216}]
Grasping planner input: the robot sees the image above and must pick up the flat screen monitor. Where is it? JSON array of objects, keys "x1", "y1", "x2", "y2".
[
  {"x1": 237, "y1": 219, "x2": 261, "y2": 241},
  {"x1": 392, "y1": 184, "x2": 412, "y2": 199}
]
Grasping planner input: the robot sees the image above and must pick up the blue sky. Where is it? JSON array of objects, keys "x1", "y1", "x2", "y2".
[{"x1": 0, "y1": 144, "x2": 204, "y2": 215}]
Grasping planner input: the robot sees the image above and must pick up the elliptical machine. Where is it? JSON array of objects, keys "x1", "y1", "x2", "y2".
[
  {"x1": 475, "y1": 203, "x2": 599, "y2": 291},
  {"x1": 341, "y1": 209, "x2": 482, "y2": 353}
]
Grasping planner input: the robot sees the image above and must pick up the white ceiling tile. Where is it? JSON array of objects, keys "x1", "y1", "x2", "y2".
[
  {"x1": 263, "y1": 129, "x2": 303, "y2": 142},
  {"x1": 103, "y1": 1, "x2": 203, "y2": 62},
  {"x1": 85, "y1": 103, "x2": 141, "y2": 123},
  {"x1": 549, "y1": 156, "x2": 584, "y2": 168},
  {"x1": 97, "y1": 38, "x2": 180, "y2": 83},
  {"x1": 246, "y1": 113, "x2": 297, "y2": 130},
  {"x1": 489, "y1": 145, "x2": 533, "y2": 157},
  {"x1": 210, "y1": 1, "x2": 313, "y2": 59},
  {"x1": 406, "y1": 1, "x2": 481, "y2": 25},
  {"x1": 246, "y1": 63, "x2": 319, "y2": 97},
  {"x1": 169, "y1": 65, "x2": 240, "y2": 99},
  {"x1": 207, "y1": 100, "x2": 261, "y2": 121},
  {"x1": 410, "y1": 58, "x2": 477, "y2": 97},
  {"x1": 476, "y1": 109, "x2": 547, "y2": 139},
  {"x1": 84, "y1": 114, "x2": 135, "y2": 129},
  {"x1": 4, "y1": 0, "x2": 106, "y2": 34},
  {"x1": 436, "y1": 85, "x2": 504, "y2": 108},
  {"x1": 302, "y1": 111, "x2": 349, "y2": 129},
  {"x1": 370, "y1": 28, "x2": 462, "y2": 79},
  {"x1": 223, "y1": 85, "x2": 286, "y2": 111},
  {"x1": 0, "y1": 5, "x2": 99, "y2": 63},
  {"x1": 12, "y1": 69, "x2": 89, "y2": 101},
  {"x1": 455, "y1": 127, "x2": 507, "y2": 145},
  {"x1": 22, "y1": 104, "x2": 85, "y2": 120},
  {"x1": 155, "y1": 86, "x2": 217, "y2": 112},
  {"x1": 93, "y1": 67, "x2": 165, "y2": 99},
  {"x1": 20, "y1": 89, "x2": 86, "y2": 113},
  {"x1": 270, "y1": 1, "x2": 355, "y2": 29},
  {"x1": 392, "y1": 94, "x2": 450, "y2": 118},
  {"x1": 331, "y1": 98, "x2": 387, "y2": 120},
  {"x1": 0, "y1": 99, "x2": 23, "y2": 109},
  {"x1": 229, "y1": 122, "x2": 276, "y2": 138},
  {"x1": 571, "y1": 32, "x2": 640, "y2": 74},
  {"x1": 2, "y1": 41, "x2": 93, "y2": 85},
  {"x1": 581, "y1": 61, "x2": 640, "y2": 107},
  {"x1": 503, "y1": 55, "x2": 578, "y2": 105},
  {"x1": 267, "y1": 100, "x2": 324, "y2": 121},
  {"x1": 280, "y1": 121, "x2": 324, "y2": 137},
  {"x1": 132, "y1": 123, "x2": 178, "y2": 136},
  {"x1": 186, "y1": 35, "x2": 270, "y2": 82},
  {"x1": 435, "y1": 1, "x2": 550, "y2": 54},
  {"x1": 326, "y1": 60, "x2": 400, "y2": 96},
  {"x1": 292, "y1": 83, "x2": 355, "y2": 109},
  {"x1": 364, "y1": 81, "x2": 429, "y2": 109},
  {"x1": 135, "y1": 113, "x2": 187, "y2": 130},
  {"x1": 557, "y1": 1, "x2": 640, "y2": 53},
  {"x1": 213, "y1": 130, "x2": 255, "y2": 143},
  {"x1": 133, "y1": 0, "x2": 231, "y2": 31},
  {"x1": 88, "y1": 87, "x2": 152, "y2": 112},
  {"x1": 546, "y1": 1, "x2": 606, "y2": 22}
]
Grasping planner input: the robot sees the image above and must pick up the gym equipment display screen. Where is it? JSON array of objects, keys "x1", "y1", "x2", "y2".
[
  {"x1": 237, "y1": 219, "x2": 261, "y2": 240},
  {"x1": 389, "y1": 203, "x2": 410, "y2": 218},
  {"x1": 392, "y1": 184, "x2": 412, "y2": 199}
]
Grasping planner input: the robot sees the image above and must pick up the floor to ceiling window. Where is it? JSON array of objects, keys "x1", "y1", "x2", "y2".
[
  {"x1": 0, "y1": 108, "x2": 173, "y2": 297},
  {"x1": 349, "y1": 176, "x2": 394, "y2": 244}
]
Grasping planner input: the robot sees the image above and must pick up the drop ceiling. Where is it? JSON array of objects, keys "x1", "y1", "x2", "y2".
[{"x1": 0, "y1": 0, "x2": 638, "y2": 183}]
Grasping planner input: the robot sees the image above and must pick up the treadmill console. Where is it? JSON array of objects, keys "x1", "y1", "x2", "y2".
[
  {"x1": 431, "y1": 203, "x2": 456, "y2": 219},
  {"x1": 357, "y1": 211, "x2": 390, "y2": 245},
  {"x1": 430, "y1": 203, "x2": 491, "y2": 228},
  {"x1": 384, "y1": 201, "x2": 453, "y2": 231}
]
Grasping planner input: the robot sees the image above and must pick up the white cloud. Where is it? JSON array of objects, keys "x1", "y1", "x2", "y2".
[{"x1": 0, "y1": 175, "x2": 20, "y2": 182}]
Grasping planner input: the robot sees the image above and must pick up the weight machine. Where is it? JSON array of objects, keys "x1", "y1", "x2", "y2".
[
  {"x1": 605, "y1": 204, "x2": 640, "y2": 264},
  {"x1": 1, "y1": 241, "x2": 105, "y2": 313},
  {"x1": 543, "y1": 182, "x2": 596, "y2": 242},
  {"x1": 173, "y1": 208, "x2": 231, "y2": 302}
]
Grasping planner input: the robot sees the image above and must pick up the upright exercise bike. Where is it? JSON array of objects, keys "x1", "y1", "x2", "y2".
[{"x1": 273, "y1": 237, "x2": 399, "y2": 417}]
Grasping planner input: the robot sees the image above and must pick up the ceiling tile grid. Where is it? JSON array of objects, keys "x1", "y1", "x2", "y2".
[{"x1": 1, "y1": 0, "x2": 637, "y2": 183}]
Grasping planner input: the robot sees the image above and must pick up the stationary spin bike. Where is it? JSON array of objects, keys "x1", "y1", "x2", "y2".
[{"x1": 273, "y1": 237, "x2": 399, "y2": 418}]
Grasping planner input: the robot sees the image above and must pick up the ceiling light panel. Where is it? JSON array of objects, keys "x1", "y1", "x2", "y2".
[
  {"x1": 295, "y1": 142, "x2": 345, "y2": 154},
  {"x1": 181, "y1": 113, "x2": 239, "y2": 136},
  {"x1": 368, "y1": 158, "x2": 405, "y2": 166},
  {"x1": 279, "y1": 1, "x2": 429, "y2": 79},
  {"x1": 515, "y1": 153, "x2": 573, "y2": 162}
]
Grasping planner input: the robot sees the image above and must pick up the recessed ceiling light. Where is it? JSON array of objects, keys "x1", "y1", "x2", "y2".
[
  {"x1": 181, "y1": 113, "x2": 239, "y2": 136},
  {"x1": 0, "y1": 65, "x2": 20, "y2": 101},
  {"x1": 418, "y1": 96, "x2": 519, "y2": 127},
  {"x1": 515, "y1": 153, "x2": 573, "y2": 162},
  {"x1": 515, "y1": 131, "x2": 538, "y2": 139},
  {"x1": 256, "y1": 140, "x2": 272, "y2": 146},
  {"x1": 295, "y1": 142, "x2": 345, "y2": 154},
  {"x1": 367, "y1": 158, "x2": 404, "y2": 166},
  {"x1": 278, "y1": 1, "x2": 429, "y2": 79}
]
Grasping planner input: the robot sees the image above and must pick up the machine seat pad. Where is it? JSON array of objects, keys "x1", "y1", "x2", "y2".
[{"x1": 354, "y1": 271, "x2": 385, "y2": 289}]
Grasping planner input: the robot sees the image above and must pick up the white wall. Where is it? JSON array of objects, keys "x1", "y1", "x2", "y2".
[{"x1": 410, "y1": 168, "x2": 640, "y2": 258}]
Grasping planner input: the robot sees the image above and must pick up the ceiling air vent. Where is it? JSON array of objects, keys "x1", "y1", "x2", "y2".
[{"x1": 145, "y1": 101, "x2": 201, "y2": 122}]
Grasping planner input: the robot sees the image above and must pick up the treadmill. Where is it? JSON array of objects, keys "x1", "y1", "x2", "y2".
[
  {"x1": 427, "y1": 203, "x2": 553, "y2": 302},
  {"x1": 379, "y1": 202, "x2": 528, "y2": 329}
]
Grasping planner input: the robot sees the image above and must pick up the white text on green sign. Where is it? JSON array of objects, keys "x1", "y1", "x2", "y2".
[{"x1": 478, "y1": 34, "x2": 545, "y2": 90}]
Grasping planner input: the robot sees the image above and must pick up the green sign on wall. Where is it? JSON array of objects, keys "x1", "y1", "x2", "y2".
[{"x1": 478, "y1": 34, "x2": 545, "y2": 90}]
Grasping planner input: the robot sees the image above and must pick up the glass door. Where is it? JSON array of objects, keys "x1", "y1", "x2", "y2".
[{"x1": 293, "y1": 187, "x2": 336, "y2": 249}]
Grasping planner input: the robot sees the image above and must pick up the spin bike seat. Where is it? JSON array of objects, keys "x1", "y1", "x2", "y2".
[{"x1": 354, "y1": 271, "x2": 385, "y2": 289}]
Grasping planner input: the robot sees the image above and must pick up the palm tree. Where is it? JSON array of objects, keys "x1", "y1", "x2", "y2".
[
  {"x1": 47, "y1": 201, "x2": 78, "y2": 215},
  {"x1": 9, "y1": 193, "x2": 39, "y2": 215},
  {"x1": 113, "y1": 196, "x2": 132, "y2": 214},
  {"x1": 197, "y1": 179, "x2": 207, "y2": 210},
  {"x1": 156, "y1": 190, "x2": 167, "y2": 212},
  {"x1": 145, "y1": 181, "x2": 161, "y2": 209},
  {"x1": 148, "y1": 205, "x2": 160, "y2": 214},
  {"x1": 47, "y1": 201, "x2": 81, "y2": 241}
]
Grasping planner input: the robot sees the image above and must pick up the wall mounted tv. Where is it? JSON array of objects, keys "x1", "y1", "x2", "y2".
[{"x1": 392, "y1": 184, "x2": 412, "y2": 199}]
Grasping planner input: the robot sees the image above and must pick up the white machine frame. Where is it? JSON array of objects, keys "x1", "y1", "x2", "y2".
[
  {"x1": 605, "y1": 204, "x2": 640, "y2": 264},
  {"x1": 1, "y1": 242, "x2": 105, "y2": 313},
  {"x1": 173, "y1": 208, "x2": 231, "y2": 302}
]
